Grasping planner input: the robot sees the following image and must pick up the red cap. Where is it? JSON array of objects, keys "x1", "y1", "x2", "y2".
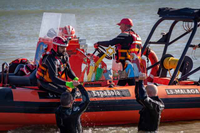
[{"x1": 117, "y1": 18, "x2": 133, "y2": 26}]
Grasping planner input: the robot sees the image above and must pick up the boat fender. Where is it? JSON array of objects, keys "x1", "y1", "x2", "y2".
[{"x1": 143, "y1": 48, "x2": 159, "y2": 82}]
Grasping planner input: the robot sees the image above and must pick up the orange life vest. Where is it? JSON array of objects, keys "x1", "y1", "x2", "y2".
[
  {"x1": 116, "y1": 30, "x2": 142, "y2": 62},
  {"x1": 36, "y1": 52, "x2": 66, "y2": 82}
]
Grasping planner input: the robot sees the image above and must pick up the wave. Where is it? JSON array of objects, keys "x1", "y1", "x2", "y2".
[{"x1": 0, "y1": 9, "x2": 76, "y2": 15}]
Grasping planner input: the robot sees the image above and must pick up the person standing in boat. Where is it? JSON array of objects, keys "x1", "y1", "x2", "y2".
[
  {"x1": 135, "y1": 73, "x2": 165, "y2": 133},
  {"x1": 55, "y1": 84, "x2": 90, "y2": 133},
  {"x1": 36, "y1": 36, "x2": 80, "y2": 95},
  {"x1": 94, "y1": 18, "x2": 142, "y2": 86}
]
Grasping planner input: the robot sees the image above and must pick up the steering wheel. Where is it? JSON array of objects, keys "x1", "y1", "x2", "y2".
[{"x1": 95, "y1": 45, "x2": 113, "y2": 60}]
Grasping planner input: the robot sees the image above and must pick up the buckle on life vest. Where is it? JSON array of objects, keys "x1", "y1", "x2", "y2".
[{"x1": 118, "y1": 48, "x2": 140, "y2": 53}]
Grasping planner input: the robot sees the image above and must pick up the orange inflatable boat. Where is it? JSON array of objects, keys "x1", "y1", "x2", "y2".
[
  {"x1": 0, "y1": 8, "x2": 200, "y2": 131},
  {"x1": 0, "y1": 84, "x2": 200, "y2": 131}
]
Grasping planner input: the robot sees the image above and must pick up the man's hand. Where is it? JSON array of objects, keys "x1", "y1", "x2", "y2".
[
  {"x1": 135, "y1": 73, "x2": 146, "y2": 81},
  {"x1": 94, "y1": 43, "x2": 99, "y2": 49},
  {"x1": 72, "y1": 80, "x2": 80, "y2": 87},
  {"x1": 139, "y1": 73, "x2": 146, "y2": 80}
]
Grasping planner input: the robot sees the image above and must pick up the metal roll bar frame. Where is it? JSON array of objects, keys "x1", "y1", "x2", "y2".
[{"x1": 141, "y1": 13, "x2": 200, "y2": 85}]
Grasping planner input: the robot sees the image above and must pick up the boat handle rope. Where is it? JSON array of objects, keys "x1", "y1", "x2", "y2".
[
  {"x1": 1, "y1": 62, "x2": 9, "y2": 87},
  {"x1": 190, "y1": 43, "x2": 200, "y2": 60}
]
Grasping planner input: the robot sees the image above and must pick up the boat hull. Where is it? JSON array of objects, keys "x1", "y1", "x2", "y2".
[{"x1": 0, "y1": 85, "x2": 200, "y2": 131}]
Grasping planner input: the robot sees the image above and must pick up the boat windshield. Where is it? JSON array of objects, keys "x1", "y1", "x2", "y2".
[
  {"x1": 34, "y1": 13, "x2": 78, "y2": 65},
  {"x1": 39, "y1": 12, "x2": 77, "y2": 39}
]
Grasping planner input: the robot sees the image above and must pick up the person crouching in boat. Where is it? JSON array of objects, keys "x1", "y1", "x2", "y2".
[
  {"x1": 36, "y1": 36, "x2": 80, "y2": 95},
  {"x1": 135, "y1": 73, "x2": 165, "y2": 133},
  {"x1": 94, "y1": 18, "x2": 142, "y2": 86},
  {"x1": 55, "y1": 84, "x2": 90, "y2": 133}
]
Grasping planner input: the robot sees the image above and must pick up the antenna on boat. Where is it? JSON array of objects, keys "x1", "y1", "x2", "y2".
[{"x1": 182, "y1": 22, "x2": 193, "y2": 32}]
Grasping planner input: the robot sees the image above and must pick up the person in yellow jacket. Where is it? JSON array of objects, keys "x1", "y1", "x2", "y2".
[{"x1": 36, "y1": 36, "x2": 79, "y2": 95}]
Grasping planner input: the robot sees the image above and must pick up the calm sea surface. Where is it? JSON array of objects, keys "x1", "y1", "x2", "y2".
[{"x1": 0, "y1": 0, "x2": 200, "y2": 132}]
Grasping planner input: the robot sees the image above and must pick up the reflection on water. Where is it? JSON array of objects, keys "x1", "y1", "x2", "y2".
[{"x1": 4, "y1": 120, "x2": 200, "y2": 133}]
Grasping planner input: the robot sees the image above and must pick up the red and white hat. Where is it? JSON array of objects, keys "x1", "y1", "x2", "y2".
[{"x1": 62, "y1": 25, "x2": 75, "y2": 38}]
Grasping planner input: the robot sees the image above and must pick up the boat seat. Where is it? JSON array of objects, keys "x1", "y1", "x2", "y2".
[
  {"x1": 0, "y1": 70, "x2": 37, "y2": 86},
  {"x1": 153, "y1": 76, "x2": 194, "y2": 85}
]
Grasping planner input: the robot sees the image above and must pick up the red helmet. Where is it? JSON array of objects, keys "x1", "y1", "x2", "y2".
[
  {"x1": 117, "y1": 18, "x2": 133, "y2": 26},
  {"x1": 61, "y1": 25, "x2": 75, "y2": 38},
  {"x1": 52, "y1": 36, "x2": 68, "y2": 52}
]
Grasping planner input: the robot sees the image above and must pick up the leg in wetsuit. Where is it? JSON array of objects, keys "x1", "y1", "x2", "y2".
[{"x1": 37, "y1": 80, "x2": 68, "y2": 95}]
